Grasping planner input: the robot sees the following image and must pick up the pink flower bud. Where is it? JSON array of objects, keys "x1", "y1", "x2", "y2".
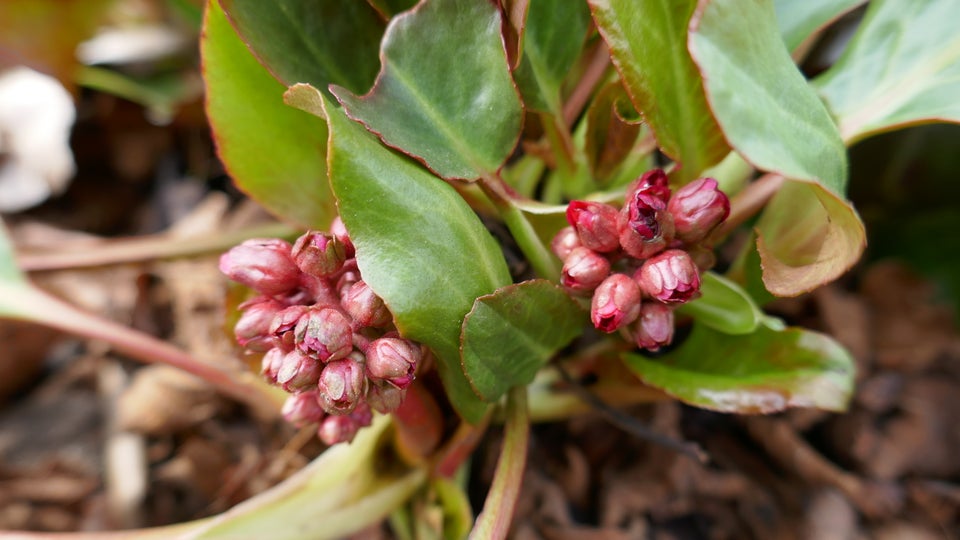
[
  {"x1": 618, "y1": 192, "x2": 674, "y2": 259},
  {"x1": 291, "y1": 231, "x2": 347, "y2": 278},
  {"x1": 335, "y1": 263, "x2": 361, "y2": 299},
  {"x1": 590, "y1": 273, "x2": 642, "y2": 333},
  {"x1": 317, "y1": 403, "x2": 372, "y2": 445},
  {"x1": 330, "y1": 216, "x2": 355, "y2": 258},
  {"x1": 317, "y1": 355, "x2": 367, "y2": 414},
  {"x1": 281, "y1": 390, "x2": 326, "y2": 427},
  {"x1": 551, "y1": 226, "x2": 582, "y2": 261},
  {"x1": 342, "y1": 280, "x2": 392, "y2": 328},
  {"x1": 294, "y1": 307, "x2": 353, "y2": 362},
  {"x1": 276, "y1": 349, "x2": 323, "y2": 392},
  {"x1": 635, "y1": 249, "x2": 701, "y2": 303},
  {"x1": 219, "y1": 239, "x2": 301, "y2": 296},
  {"x1": 667, "y1": 178, "x2": 730, "y2": 243},
  {"x1": 366, "y1": 380, "x2": 406, "y2": 414},
  {"x1": 627, "y1": 168, "x2": 671, "y2": 203},
  {"x1": 269, "y1": 305, "x2": 310, "y2": 351},
  {"x1": 566, "y1": 200, "x2": 620, "y2": 253},
  {"x1": 261, "y1": 347, "x2": 285, "y2": 383},
  {"x1": 561, "y1": 247, "x2": 611, "y2": 294},
  {"x1": 234, "y1": 297, "x2": 284, "y2": 352},
  {"x1": 366, "y1": 337, "x2": 420, "y2": 389},
  {"x1": 634, "y1": 303, "x2": 675, "y2": 351}
]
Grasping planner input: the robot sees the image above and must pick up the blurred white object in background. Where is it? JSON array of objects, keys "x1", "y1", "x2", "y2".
[{"x1": 0, "y1": 67, "x2": 76, "y2": 212}]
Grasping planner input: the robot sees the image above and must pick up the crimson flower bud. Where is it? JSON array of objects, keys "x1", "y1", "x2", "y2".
[
  {"x1": 590, "y1": 273, "x2": 642, "y2": 333},
  {"x1": 294, "y1": 307, "x2": 353, "y2": 362},
  {"x1": 627, "y1": 168, "x2": 672, "y2": 202},
  {"x1": 667, "y1": 177, "x2": 730, "y2": 243},
  {"x1": 317, "y1": 355, "x2": 367, "y2": 414},
  {"x1": 317, "y1": 403, "x2": 372, "y2": 445},
  {"x1": 366, "y1": 380, "x2": 406, "y2": 414},
  {"x1": 342, "y1": 280, "x2": 392, "y2": 328},
  {"x1": 219, "y1": 238, "x2": 300, "y2": 296},
  {"x1": 634, "y1": 303, "x2": 675, "y2": 351},
  {"x1": 366, "y1": 337, "x2": 420, "y2": 389},
  {"x1": 618, "y1": 192, "x2": 674, "y2": 259},
  {"x1": 291, "y1": 231, "x2": 347, "y2": 278},
  {"x1": 269, "y1": 305, "x2": 310, "y2": 351},
  {"x1": 566, "y1": 200, "x2": 620, "y2": 253},
  {"x1": 281, "y1": 390, "x2": 326, "y2": 427},
  {"x1": 234, "y1": 297, "x2": 284, "y2": 352},
  {"x1": 635, "y1": 249, "x2": 701, "y2": 303},
  {"x1": 336, "y1": 264, "x2": 361, "y2": 299},
  {"x1": 261, "y1": 347, "x2": 285, "y2": 383},
  {"x1": 276, "y1": 349, "x2": 323, "y2": 392},
  {"x1": 561, "y1": 247, "x2": 611, "y2": 294},
  {"x1": 551, "y1": 226, "x2": 582, "y2": 261},
  {"x1": 330, "y1": 216, "x2": 355, "y2": 258}
]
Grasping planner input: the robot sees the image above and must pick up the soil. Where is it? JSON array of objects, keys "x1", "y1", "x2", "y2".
[{"x1": 1, "y1": 80, "x2": 958, "y2": 540}]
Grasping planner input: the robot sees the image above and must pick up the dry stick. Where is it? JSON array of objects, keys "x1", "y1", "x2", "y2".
[
  {"x1": 710, "y1": 172, "x2": 785, "y2": 241},
  {"x1": 556, "y1": 366, "x2": 708, "y2": 463}
]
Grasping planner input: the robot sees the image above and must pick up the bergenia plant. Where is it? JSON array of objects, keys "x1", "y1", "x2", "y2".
[{"x1": 2, "y1": 0, "x2": 958, "y2": 537}]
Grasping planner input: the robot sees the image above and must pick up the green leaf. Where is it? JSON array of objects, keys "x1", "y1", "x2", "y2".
[
  {"x1": 689, "y1": 0, "x2": 863, "y2": 296},
  {"x1": 218, "y1": 0, "x2": 384, "y2": 97},
  {"x1": 201, "y1": 0, "x2": 335, "y2": 229},
  {"x1": 814, "y1": 0, "x2": 960, "y2": 144},
  {"x1": 513, "y1": 0, "x2": 591, "y2": 114},
  {"x1": 324, "y1": 97, "x2": 511, "y2": 423},
  {"x1": 0, "y1": 221, "x2": 34, "y2": 320},
  {"x1": 774, "y1": 0, "x2": 865, "y2": 53},
  {"x1": 676, "y1": 271, "x2": 762, "y2": 335},
  {"x1": 461, "y1": 280, "x2": 583, "y2": 403},
  {"x1": 332, "y1": 0, "x2": 523, "y2": 181},
  {"x1": 582, "y1": 81, "x2": 645, "y2": 186},
  {"x1": 623, "y1": 322, "x2": 855, "y2": 414},
  {"x1": 588, "y1": 0, "x2": 728, "y2": 183}
]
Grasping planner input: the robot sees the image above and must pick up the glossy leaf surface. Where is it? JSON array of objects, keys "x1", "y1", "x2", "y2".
[
  {"x1": 324, "y1": 98, "x2": 511, "y2": 423},
  {"x1": 219, "y1": 0, "x2": 384, "y2": 97},
  {"x1": 589, "y1": 0, "x2": 728, "y2": 183},
  {"x1": 676, "y1": 271, "x2": 762, "y2": 335},
  {"x1": 333, "y1": 0, "x2": 523, "y2": 181},
  {"x1": 461, "y1": 280, "x2": 583, "y2": 402},
  {"x1": 773, "y1": 0, "x2": 864, "y2": 53},
  {"x1": 513, "y1": 0, "x2": 591, "y2": 114},
  {"x1": 814, "y1": 0, "x2": 960, "y2": 144},
  {"x1": 623, "y1": 322, "x2": 855, "y2": 414},
  {"x1": 202, "y1": 0, "x2": 335, "y2": 228}
]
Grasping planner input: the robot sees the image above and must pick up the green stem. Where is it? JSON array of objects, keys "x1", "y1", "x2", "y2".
[{"x1": 469, "y1": 386, "x2": 529, "y2": 540}]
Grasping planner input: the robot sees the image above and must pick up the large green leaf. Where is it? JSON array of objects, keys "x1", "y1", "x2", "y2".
[
  {"x1": 773, "y1": 0, "x2": 865, "y2": 53},
  {"x1": 623, "y1": 322, "x2": 855, "y2": 414},
  {"x1": 218, "y1": 0, "x2": 384, "y2": 97},
  {"x1": 513, "y1": 0, "x2": 591, "y2": 114},
  {"x1": 332, "y1": 0, "x2": 523, "y2": 181},
  {"x1": 689, "y1": 0, "x2": 863, "y2": 296},
  {"x1": 324, "y1": 97, "x2": 511, "y2": 423},
  {"x1": 461, "y1": 280, "x2": 583, "y2": 402},
  {"x1": 202, "y1": 0, "x2": 334, "y2": 228},
  {"x1": 814, "y1": 0, "x2": 960, "y2": 144},
  {"x1": 588, "y1": 0, "x2": 728, "y2": 183},
  {"x1": 676, "y1": 271, "x2": 762, "y2": 335}
]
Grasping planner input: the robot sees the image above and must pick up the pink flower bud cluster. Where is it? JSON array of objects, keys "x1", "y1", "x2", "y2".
[
  {"x1": 220, "y1": 218, "x2": 422, "y2": 445},
  {"x1": 554, "y1": 169, "x2": 729, "y2": 352}
]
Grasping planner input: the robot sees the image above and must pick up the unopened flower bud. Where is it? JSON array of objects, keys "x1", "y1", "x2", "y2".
[
  {"x1": 591, "y1": 273, "x2": 642, "y2": 333},
  {"x1": 317, "y1": 403, "x2": 372, "y2": 445},
  {"x1": 667, "y1": 177, "x2": 729, "y2": 243},
  {"x1": 566, "y1": 201, "x2": 620, "y2": 253},
  {"x1": 634, "y1": 303, "x2": 675, "y2": 351},
  {"x1": 366, "y1": 337, "x2": 420, "y2": 389},
  {"x1": 281, "y1": 390, "x2": 326, "y2": 427},
  {"x1": 366, "y1": 380, "x2": 406, "y2": 413},
  {"x1": 551, "y1": 226, "x2": 582, "y2": 261},
  {"x1": 342, "y1": 280, "x2": 392, "y2": 328},
  {"x1": 261, "y1": 347, "x2": 285, "y2": 383},
  {"x1": 269, "y1": 305, "x2": 310, "y2": 351},
  {"x1": 330, "y1": 216, "x2": 355, "y2": 258},
  {"x1": 628, "y1": 168, "x2": 672, "y2": 202},
  {"x1": 235, "y1": 297, "x2": 284, "y2": 351},
  {"x1": 336, "y1": 264, "x2": 361, "y2": 299},
  {"x1": 294, "y1": 307, "x2": 353, "y2": 362},
  {"x1": 291, "y1": 231, "x2": 347, "y2": 278},
  {"x1": 561, "y1": 247, "x2": 611, "y2": 294},
  {"x1": 635, "y1": 249, "x2": 701, "y2": 303},
  {"x1": 317, "y1": 355, "x2": 367, "y2": 414},
  {"x1": 219, "y1": 238, "x2": 301, "y2": 296},
  {"x1": 618, "y1": 192, "x2": 674, "y2": 259},
  {"x1": 276, "y1": 349, "x2": 323, "y2": 392}
]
